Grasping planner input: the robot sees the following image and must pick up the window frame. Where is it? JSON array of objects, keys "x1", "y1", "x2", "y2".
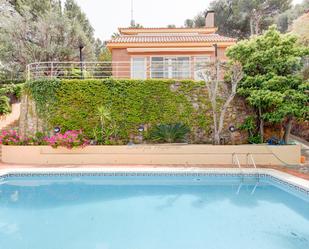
[
  {"x1": 131, "y1": 57, "x2": 147, "y2": 79},
  {"x1": 150, "y1": 56, "x2": 191, "y2": 79},
  {"x1": 193, "y1": 56, "x2": 211, "y2": 80}
]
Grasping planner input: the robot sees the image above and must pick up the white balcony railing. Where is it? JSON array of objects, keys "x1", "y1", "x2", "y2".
[{"x1": 26, "y1": 60, "x2": 213, "y2": 81}]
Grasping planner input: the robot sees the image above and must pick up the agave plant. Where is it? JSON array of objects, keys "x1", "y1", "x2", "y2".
[{"x1": 150, "y1": 123, "x2": 190, "y2": 143}]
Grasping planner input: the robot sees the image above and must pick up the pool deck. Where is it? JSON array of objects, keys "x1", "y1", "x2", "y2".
[
  {"x1": 0, "y1": 163, "x2": 308, "y2": 191},
  {"x1": 1, "y1": 162, "x2": 308, "y2": 180}
]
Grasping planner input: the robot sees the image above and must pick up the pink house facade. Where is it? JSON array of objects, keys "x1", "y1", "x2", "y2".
[{"x1": 106, "y1": 11, "x2": 236, "y2": 80}]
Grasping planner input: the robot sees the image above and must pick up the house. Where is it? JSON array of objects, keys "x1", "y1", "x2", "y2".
[{"x1": 106, "y1": 11, "x2": 236, "y2": 80}]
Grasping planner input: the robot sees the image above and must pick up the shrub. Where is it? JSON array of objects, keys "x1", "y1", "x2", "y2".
[
  {"x1": 44, "y1": 130, "x2": 90, "y2": 149},
  {"x1": 248, "y1": 134, "x2": 262, "y2": 144},
  {"x1": 239, "y1": 116, "x2": 256, "y2": 137},
  {"x1": 0, "y1": 83, "x2": 24, "y2": 100},
  {"x1": 0, "y1": 96, "x2": 11, "y2": 115},
  {"x1": 239, "y1": 116, "x2": 263, "y2": 144},
  {"x1": 0, "y1": 130, "x2": 22, "y2": 145},
  {"x1": 12, "y1": 83, "x2": 24, "y2": 100},
  {"x1": 0, "y1": 129, "x2": 89, "y2": 148},
  {"x1": 0, "y1": 83, "x2": 24, "y2": 116},
  {"x1": 22, "y1": 132, "x2": 48, "y2": 145},
  {"x1": 149, "y1": 123, "x2": 190, "y2": 143}
]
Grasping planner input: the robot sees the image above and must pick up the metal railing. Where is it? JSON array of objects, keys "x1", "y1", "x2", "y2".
[
  {"x1": 246, "y1": 153, "x2": 257, "y2": 169},
  {"x1": 232, "y1": 153, "x2": 259, "y2": 195},
  {"x1": 232, "y1": 153, "x2": 241, "y2": 169},
  {"x1": 25, "y1": 60, "x2": 214, "y2": 81}
]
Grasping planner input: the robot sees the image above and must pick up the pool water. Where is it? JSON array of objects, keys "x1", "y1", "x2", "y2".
[{"x1": 0, "y1": 174, "x2": 308, "y2": 249}]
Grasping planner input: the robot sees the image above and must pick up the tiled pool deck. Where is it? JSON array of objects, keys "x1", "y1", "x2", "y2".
[
  {"x1": 0, "y1": 163, "x2": 308, "y2": 192},
  {"x1": 1, "y1": 163, "x2": 308, "y2": 180}
]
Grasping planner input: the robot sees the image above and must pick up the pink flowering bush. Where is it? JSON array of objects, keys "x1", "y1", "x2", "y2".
[
  {"x1": 44, "y1": 130, "x2": 90, "y2": 149},
  {"x1": 0, "y1": 130, "x2": 22, "y2": 145},
  {"x1": 0, "y1": 129, "x2": 90, "y2": 149}
]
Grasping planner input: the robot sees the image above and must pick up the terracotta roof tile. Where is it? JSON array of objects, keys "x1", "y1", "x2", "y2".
[{"x1": 108, "y1": 34, "x2": 236, "y2": 44}]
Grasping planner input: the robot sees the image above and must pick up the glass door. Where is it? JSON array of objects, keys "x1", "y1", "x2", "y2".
[{"x1": 131, "y1": 57, "x2": 146, "y2": 79}]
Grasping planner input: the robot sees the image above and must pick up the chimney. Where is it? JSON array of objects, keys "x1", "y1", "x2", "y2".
[{"x1": 205, "y1": 10, "x2": 215, "y2": 28}]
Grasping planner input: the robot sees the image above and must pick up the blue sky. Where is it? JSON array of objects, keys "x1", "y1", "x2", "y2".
[{"x1": 73, "y1": 0, "x2": 305, "y2": 41}]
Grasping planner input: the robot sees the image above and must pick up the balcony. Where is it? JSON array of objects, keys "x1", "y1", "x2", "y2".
[{"x1": 26, "y1": 58, "x2": 213, "y2": 81}]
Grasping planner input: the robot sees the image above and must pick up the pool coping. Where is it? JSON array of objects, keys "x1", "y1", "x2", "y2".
[{"x1": 0, "y1": 167, "x2": 308, "y2": 193}]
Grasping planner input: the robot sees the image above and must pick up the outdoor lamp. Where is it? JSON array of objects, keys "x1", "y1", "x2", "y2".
[
  {"x1": 54, "y1": 127, "x2": 61, "y2": 134},
  {"x1": 138, "y1": 125, "x2": 144, "y2": 132},
  {"x1": 229, "y1": 125, "x2": 236, "y2": 133}
]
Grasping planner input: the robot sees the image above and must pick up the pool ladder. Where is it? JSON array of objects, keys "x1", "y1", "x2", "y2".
[{"x1": 232, "y1": 153, "x2": 259, "y2": 195}]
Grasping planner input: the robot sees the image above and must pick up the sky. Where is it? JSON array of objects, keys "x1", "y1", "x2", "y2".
[{"x1": 73, "y1": 0, "x2": 305, "y2": 41}]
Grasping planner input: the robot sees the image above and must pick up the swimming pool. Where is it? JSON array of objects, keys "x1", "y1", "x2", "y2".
[{"x1": 0, "y1": 169, "x2": 308, "y2": 249}]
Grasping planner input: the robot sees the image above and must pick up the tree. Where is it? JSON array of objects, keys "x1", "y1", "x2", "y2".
[
  {"x1": 276, "y1": 0, "x2": 309, "y2": 33},
  {"x1": 64, "y1": 0, "x2": 94, "y2": 41},
  {"x1": 167, "y1": 24, "x2": 176, "y2": 28},
  {"x1": 244, "y1": 0, "x2": 291, "y2": 35},
  {"x1": 9, "y1": 0, "x2": 61, "y2": 18},
  {"x1": 201, "y1": 61, "x2": 243, "y2": 144},
  {"x1": 183, "y1": 13, "x2": 205, "y2": 29},
  {"x1": 227, "y1": 26, "x2": 309, "y2": 143},
  {"x1": 193, "y1": 13, "x2": 205, "y2": 28},
  {"x1": 290, "y1": 11, "x2": 309, "y2": 46},
  {"x1": 209, "y1": 0, "x2": 250, "y2": 38},
  {"x1": 290, "y1": 10, "x2": 309, "y2": 82},
  {"x1": 98, "y1": 49, "x2": 111, "y2": 62},
  {"x1": 185, "y1": 0, "x2": 292, "y2": 38},
  {"x1": 184, "y1": 19, "x2": 194, "y2": 28},
  {"x1": 0, "y1": 0, "x2": 96, "y2": 78}
]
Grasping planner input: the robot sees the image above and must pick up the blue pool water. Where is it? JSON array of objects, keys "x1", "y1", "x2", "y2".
[{"x1": 0, "y1": 173, "x2": 308, "y2": 249}]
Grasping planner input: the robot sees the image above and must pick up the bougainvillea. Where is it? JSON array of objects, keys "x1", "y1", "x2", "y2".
[
  {"x1": 0, "y1": 130, "x2": 22, "y2": 145},
  {"x1": 0, "y1": 129, "x2": 90, "y2": 149},
  {"x1": 44, "y1": 130, "x2": 90, "y2": 149}
]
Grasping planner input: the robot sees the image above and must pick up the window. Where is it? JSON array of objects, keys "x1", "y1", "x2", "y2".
[
  {"x1": 131, "y1": 58, "x2": 146, "y2": 79},
  {"x1": 151, "y1": 57, "x2": 190, "y2": 79},
  {"x1": 150, "y1": 57, "x2": 164, "y2": 78},
  {"x1": 194, "y1": 56, "x2": 210, "y2": 80},
  {"x1": 175, "y1": 57, "x2": 190, "y2": 79}
]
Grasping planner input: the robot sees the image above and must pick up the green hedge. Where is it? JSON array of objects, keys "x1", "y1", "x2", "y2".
[{"x1": 25, "y1": 79, "x2": 212, "y2": 143}]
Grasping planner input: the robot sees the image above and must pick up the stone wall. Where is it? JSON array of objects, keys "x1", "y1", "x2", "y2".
[
  {"x1": 19, "y1": 79, "x2": 254, "y2": 144},
  {"x1": 19, "y1": 94, "x2": 45, "y2": 137}
]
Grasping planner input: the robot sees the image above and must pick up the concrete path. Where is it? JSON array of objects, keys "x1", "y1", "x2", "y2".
[
  {"x1": 0, "y1": 103, "x2": 20, "y2": 130},
  {"x1": 290, "y1": 134, "x2": 309, "y2": 174}
]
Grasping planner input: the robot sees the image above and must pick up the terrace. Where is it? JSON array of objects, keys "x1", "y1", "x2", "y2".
[{"x1": 26, "y1": 59, "x2": 213, "y2": 81}]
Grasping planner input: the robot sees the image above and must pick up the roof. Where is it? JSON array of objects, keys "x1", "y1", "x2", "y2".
[
  {"x1": 118, "y1": 27, "x2": 218, "y2": 35},
  {"x1": 108, "y1": 33, "x2": 236, "y2": 44}
]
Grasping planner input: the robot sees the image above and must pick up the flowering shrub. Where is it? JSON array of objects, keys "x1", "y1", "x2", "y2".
[
  {"x1": 0, "y1": 130, "x2": 22, "y2": 145},
  {"x1": 0, "y1": 129, "x2": 89, "y2": 149},
  {"x1": 44, "y1": 130, "x2": 90, "y2": 149}
]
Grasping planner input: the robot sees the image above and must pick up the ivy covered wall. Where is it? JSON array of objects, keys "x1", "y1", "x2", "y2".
[{"x1": 21, "y1": 79, "x2": 250, "y2": 144}]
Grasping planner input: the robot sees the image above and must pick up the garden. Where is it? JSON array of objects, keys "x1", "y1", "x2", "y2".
[{"x1": 0, "y1": 27, "x2": 308, "y2": 151}]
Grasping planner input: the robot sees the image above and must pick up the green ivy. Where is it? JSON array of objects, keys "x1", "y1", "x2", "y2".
[
  {"x1": 24, "y1": 79, "x2": 61, "y2": 121},
  {"x1": 25, "y1": 79, "x2": 213, "y2": 143}
]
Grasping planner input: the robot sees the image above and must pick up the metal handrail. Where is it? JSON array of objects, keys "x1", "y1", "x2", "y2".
[
  {"x1": 246, "y1": 153, "x2": 257, "y2": 169},
  {"x1": 246, "y1": 153, "x2": 259, "y2": 194},
  {"x1": 25, "y1": 60, "x2": 215, "y2": 81},
  {"x1": 232, "y1": 153, "x2": 241, "y2": 169},
  {"x1": 233, "y1": 153, "x2": 260, "y2": 195}
]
